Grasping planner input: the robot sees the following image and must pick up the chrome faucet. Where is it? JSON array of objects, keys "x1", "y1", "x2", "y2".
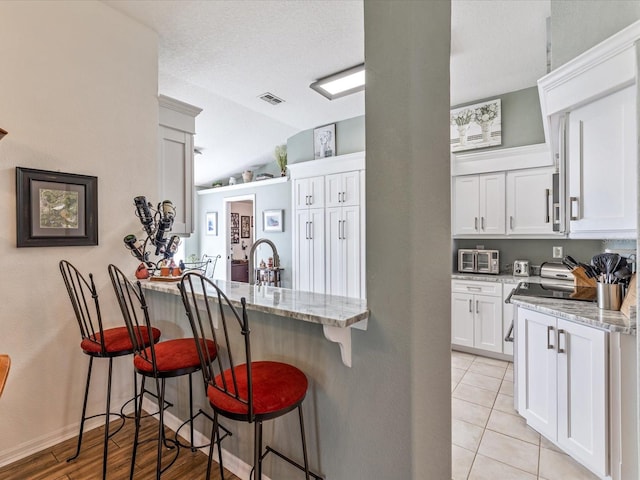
[{"x1": 248, "y1": 238, "x2": 280, "y2": 285}]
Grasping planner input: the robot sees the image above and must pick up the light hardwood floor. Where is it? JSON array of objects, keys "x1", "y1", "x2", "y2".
[{"x1": 0, "y1": 413, "x2": 241, "y2": 480}]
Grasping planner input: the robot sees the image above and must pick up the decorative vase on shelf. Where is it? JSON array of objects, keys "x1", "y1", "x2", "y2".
[
  {"x1": 481, "y1": 122, "x2": 492, "y2": 142},
  {"x1": 242, "y1": 170, "x2": 253, "y2": 183},
  {"x1": 457, "y1": 124, "x2": 469, "y2": 146}
]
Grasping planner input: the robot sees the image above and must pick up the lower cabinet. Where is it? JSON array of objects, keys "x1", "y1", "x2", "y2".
[
  {"x1": 516, "y1": 307, "x2": 608, "y2": 478},
  {"x1": 451, "y1": 280, "x2": 503, "y2": 353}
]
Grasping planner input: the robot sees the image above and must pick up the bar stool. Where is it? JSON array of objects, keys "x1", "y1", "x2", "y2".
[
  {"x1": 179, "y1": 272, "x2": 323, "y2": 480},
  {"x1": 108, "y1": 264, "x2": 219, "y2": 480},
  {"x1": 59, "y1": 260, "x2": 161, "y2": 480}
]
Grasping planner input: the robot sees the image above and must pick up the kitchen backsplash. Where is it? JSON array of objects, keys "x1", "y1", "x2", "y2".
[{"x1": 452, "y1": 238, "x2": 636, "y2": 274}]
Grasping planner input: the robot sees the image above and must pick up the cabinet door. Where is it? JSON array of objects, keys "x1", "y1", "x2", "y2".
[
  {"x1": 159, "y1": 125, "x2": 193, "y2": 234},
  {"x1": 294, "y1": 209, "x2": 312, "y2": 292},
  {"x1": 451, "y1": 292, "x2": 474, "y2": 348},
  {"x1": 556, "y1": 319, "x2": 608, "y2": 477},
  {"x1": 308, "y1": 208, "x2": 325, "y2": 294},
  {"x1": 326, "y1": 171, "x2": 360, "y2": 207},
  {"x1": 294, "y1": 177, "x2": 325, "y2": 209},
  {"x1": 506, "y1": 168, "x2": 554, "y2": 235},
  {"x1": 567, "y1": 86, "x2": 637, "y2": 237},
  {"x1": 516, "y1": 308, "x2": 557, "y2": 441},
  {"x1": 473, "y1": 294, "x2": 502, "y2": 353},
  {"x1": 452, "y1": 176, "x2": 480, "y2": 235},
  {"x1": 479, "y1": 173, "x2": 505, "y2": 235},
  {"x1": 325, "y1": 206, "x2": 360, "y2": 298}
]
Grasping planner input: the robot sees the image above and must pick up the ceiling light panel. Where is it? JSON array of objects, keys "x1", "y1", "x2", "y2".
[{"x1": 310, "y1": 64, "x2": 365, "y2": 100}]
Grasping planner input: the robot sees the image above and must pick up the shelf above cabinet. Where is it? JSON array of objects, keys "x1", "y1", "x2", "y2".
[{"x1": 197, "y1": 176, "x2": 288, "y2": 195}]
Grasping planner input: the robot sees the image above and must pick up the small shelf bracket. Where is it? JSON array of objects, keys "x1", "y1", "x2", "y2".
[{"x1": 322, "y1": 319, "x2": 368, "y2": 368}]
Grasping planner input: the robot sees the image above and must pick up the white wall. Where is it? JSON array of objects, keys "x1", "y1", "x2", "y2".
[{"x1": 0, "y1": 1, "x2": 158, "y2": 464}]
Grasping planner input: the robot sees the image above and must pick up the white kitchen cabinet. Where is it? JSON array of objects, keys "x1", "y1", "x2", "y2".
[
  {"x1": 293, "y1": 176, "x2": 325, "y2": 209},
  {"x1": 158, "y1": 95, "x2": 202, "y2": 235},
  {"x1": 452, "y1": 173, "x2": 505, "y2": 236},
  {"x1": 294, "y1": 208, "x2": 325, "y2": 294},
  {"x1": 567, "y1": 86, "x2": 637, "y2": 238},
  {"x1": 516, "y1": 307, "x2": 608, "y2": 477},
  {"x1": 325, "y1": 205, "x2": 360, "y2": 298},
  {"x1": 451, "y1": 280, "x2": 503, "y2": 353},
  {"x1": 506, "y1": 167, "x2": 554, "y2": 235},
  {"x1": 325, "y1": 171, "x2": 360, "y2": 207},
  {"x1": 289, "y1": 152, "x2": 366, "y2": 298}
]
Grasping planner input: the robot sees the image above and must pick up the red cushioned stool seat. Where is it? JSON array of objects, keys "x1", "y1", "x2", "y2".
[
  {"x1": 81, "y1": 326, "x2": 161, "y2": 355},
  {"x1": 208, "y1": 361, "x2": 307, "y2": 419},
  {"x1": 134, "y1": 338, "x2": 216, "y2": 375}
]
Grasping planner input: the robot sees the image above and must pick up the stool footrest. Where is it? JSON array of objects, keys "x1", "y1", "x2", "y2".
[
  {"x1": 174, "y1": 408, "x2": 233, "y2": 451},
  {"x1": 264, "y1": 446, "x2": 324, "y2": 480}
]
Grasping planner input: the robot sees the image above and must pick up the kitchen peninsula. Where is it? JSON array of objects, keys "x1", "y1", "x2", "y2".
[{"x1": 142, "y1": 278, "x2": 369, "y2": 367}]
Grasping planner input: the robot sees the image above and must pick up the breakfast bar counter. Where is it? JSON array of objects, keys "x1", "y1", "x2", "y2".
[{"x1": 140, "y1": 278, "x2": 369, "y2": 366}]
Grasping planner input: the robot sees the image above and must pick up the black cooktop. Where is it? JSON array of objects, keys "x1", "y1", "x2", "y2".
[{"x1": 512, "y1": 281, "x2": 597, "y2": 302}]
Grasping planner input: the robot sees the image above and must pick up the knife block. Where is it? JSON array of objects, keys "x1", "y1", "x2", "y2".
[{"x1": 572, "y1": 266, "x2": 597, "y2": 288}]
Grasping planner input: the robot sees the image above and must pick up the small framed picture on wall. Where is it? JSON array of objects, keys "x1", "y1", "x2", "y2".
[
  {"x1": 263, "y1": 209, "x2": 284, "y2": 232},
  {"x1": 313, "y1": 123, "x2": 336, "y2": 159},
  {"x1": 241, "y1": 215, "x2": 250, "y2": 238},
  {"x1": 205, "y1": 211, "x2": 218, "y2": 236}
]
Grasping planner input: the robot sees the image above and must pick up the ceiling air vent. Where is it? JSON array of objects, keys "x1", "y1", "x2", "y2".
[{"x1": 258, "y1": 92, "x2": 285, "y2": 105}]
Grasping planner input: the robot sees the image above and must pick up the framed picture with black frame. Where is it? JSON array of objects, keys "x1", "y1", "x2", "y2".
[
  {"x1": 16, "y1": 167, "x2": 98, "y2": 247},
  {"x1": 241, "y1": 215, "x2": 250, "y2": 238}
]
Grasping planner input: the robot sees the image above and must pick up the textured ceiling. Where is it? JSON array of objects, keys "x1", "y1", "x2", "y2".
[{"x1": 103, "y1": 0, "x2": 550, "y2": 186}]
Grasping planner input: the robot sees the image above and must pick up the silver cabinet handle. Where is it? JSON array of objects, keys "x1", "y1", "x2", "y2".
[
  {"x1": 570, "y1": 196, "x2": 579, "y2": 221},
  {"x1": 305, "y1": 221, "x2": 309, "y2": 239},
  {"x1": 474, "y1": 217, "x2": 478, "y2": 231},
  {"x1": 341, "y1": 219, "x2": 346, "y2": 239},
  {"x1": 337, "y1": 220, "x2": 342, "y2": 240},
  {"x1": 309, "y1": 194, "x2": 313, "y2": 206},
  {"x1": 468, "y1": 299, "x2": 472, "y2": 313},
  {"x1": 547, "y1": 325, "x2": 555, "y2": 350},
  {"x1": 466, "y1": 286, "x2": 482, "y2": 292},
  {"x1": 557, "y1": 329, "x2": 566, "y2": 354},
  {"x1": 509, "y1": 216, "x2": 514, "y2": 230},
  {"x1": 475, "y1": 300, "x2": 479, "y2": 314},
  {"x1": 308, "y1": 221, "x2": 313, "y2": 240},
  {"x1": 545, "y1": 188, "x2": 551, "y2": 223},
  {"x1": 481, "y1": 217, "x2": 485, "y2": 230}
]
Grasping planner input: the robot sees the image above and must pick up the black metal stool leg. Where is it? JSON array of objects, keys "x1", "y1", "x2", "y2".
[
  {"x1": 130, "y1": 375, "x2": 145, "y2": 480},
  {"x1": 67, "y1": 356, "x2": 93, "y2": 463},
  {"x1": 156, "y1": 377, "x2": 165, "y2": 480},
  {"x1": 254, "y1": 421, "x2": 263, "y2": 480},
  {"x1": 101, "y1": 357, "x2": 114, "y2": 480},
  {"x1": 298, "y1": 405, "x2": 311, "y2": 480}
]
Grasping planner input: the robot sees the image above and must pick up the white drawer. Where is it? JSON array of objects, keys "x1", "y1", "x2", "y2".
[{"x1": 451, "y1": 279, "x2": 502, "y2": 297}]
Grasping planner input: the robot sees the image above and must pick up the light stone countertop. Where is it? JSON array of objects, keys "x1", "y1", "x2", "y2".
[
  {"x1": 511, "y1": 296, "x2": 636, "y2": 335},
  {"x1": 140, "y1": 278, "x2": 369, "y2": 328},
  {"x1": 451, "y1": 272, "x2": 636, "y2": 335},
  {"x1": 452, "y1": 272, "x2": 566, "y2": 285}
]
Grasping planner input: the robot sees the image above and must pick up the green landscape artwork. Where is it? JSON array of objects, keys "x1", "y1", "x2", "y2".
[{"x1": 39, "y1": 188, "x2": 79, "y2": 229}]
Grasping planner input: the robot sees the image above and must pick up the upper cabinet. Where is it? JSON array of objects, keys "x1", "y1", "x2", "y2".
[
  {"x1": 506, "y1": 167, "x2": 555, "y2": 235},
  {"x1": 538, "y1": 21, "x2": 639, "y2": 239},
  {"x1": 158, "y1": 95, "x2": 202, "y2": 235},
  {"x1": 451, "y1": 144, "x2": 562, "y2": 238},
  {"x1": 566, "y1": 86, "x2": 637, "y2": 237},
  {"x1": 453, "y1": 173, "x2": 505, "y2": 236}
]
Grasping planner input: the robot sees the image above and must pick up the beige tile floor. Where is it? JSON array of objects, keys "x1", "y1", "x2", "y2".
[{"x1": 451, "y1": 350, "x2": 600, "y2": 480}]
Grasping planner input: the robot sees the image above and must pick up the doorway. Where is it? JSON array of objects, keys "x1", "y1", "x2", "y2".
[{"x1": 224, "y1": 194, "x2": 255, "y2": 282}]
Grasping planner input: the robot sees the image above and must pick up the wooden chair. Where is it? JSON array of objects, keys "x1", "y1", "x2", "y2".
[
  {"x1": 0, "y1": 354, "x2": 10, "y2": 398},
  {"x1": 179, "y1": 272, "x2": 323, "y2": 479}
]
